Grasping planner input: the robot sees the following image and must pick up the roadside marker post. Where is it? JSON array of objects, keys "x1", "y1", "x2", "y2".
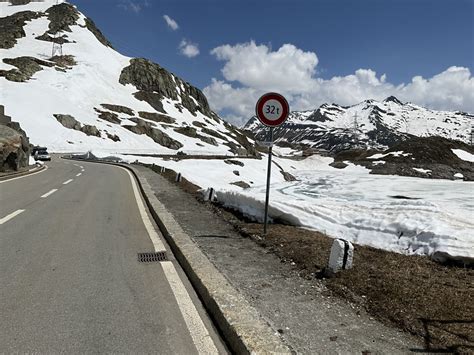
[{"x1": 255, "y1": 92, "x2": 289, "y2": 235}]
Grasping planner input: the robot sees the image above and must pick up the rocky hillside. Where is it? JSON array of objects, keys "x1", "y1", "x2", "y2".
[
  {"x1": 333, "y1": 136, "x2": 474, "y2": 181},
  {"x1": 0, "y1": 0, "x2": 254, "y2": 155},
  {"x1": 245, "y1": 96, "x2": 473, "y2": 152}
]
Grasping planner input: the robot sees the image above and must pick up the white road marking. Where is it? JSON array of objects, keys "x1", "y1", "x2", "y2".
[
  {"x1": 79, "y1": 166, "x2": 84, "y2": 169},
  {"x1": 121, "y1": 167, "x2": 218, "y2": 353},
  {"x1": 123, "y1": 168, "x2": 166, "y2": 252},
  {"x1": 41, "y1": 189, "x2": 58, "y2": 198},
  {"x1": 0, "y1": 165, "x2": 48, "y2": 184},
  {"x1": 0, "y1": 209, "x2": 25, "y2": 225},
  {"x1": 76, "y1": 173, "x2": 82, "y2": 177},
  {"x1": 161, "y1": 261, "x2": 219, "y2": 354},
  {"x1": 63, "y1": 179, "x2": 73, "y2": 185}
]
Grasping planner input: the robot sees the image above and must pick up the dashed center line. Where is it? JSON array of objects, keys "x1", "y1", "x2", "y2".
[
  {"x1": 76, "y1": 173, "x2": 82, "y2": 177},
  {"x1": 63, "y1": 179, "x2": 73, "y2": 185},
  {"x1": 41, "y1": 189, "x2": 58, "y2": 198},
  {"x1": 0, "y1": 209, "x2": 25, "y2": 225}
]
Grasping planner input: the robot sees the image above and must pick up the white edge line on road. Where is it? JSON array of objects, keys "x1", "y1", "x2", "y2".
[
  {"x1": 41, "y1": 189, "x2": 58, "y2": 198},
  {"x1": 76, "y1": 173, "x2": 82, "y2": 177},
  {"x1": 63, "y1": 179, "x2": 73, "y2": 185},
  {"x1": 121, "y1": 167, "x2": 218, "y2": 354},
  {"x1": 161, "y1": 261, "x2": 219, "y2": 354},
  {"x1": 0, "y1": 165, "x2": 48, "y2": 184},
  {"x1": 0, "y1": 209, "x2": 25, "y2": 225},
  {"x1": 123, "y1": 168, "x2": 166, "y2": 252}
]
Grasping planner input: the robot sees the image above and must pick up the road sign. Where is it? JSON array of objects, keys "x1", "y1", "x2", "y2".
[
  {"x1": 255, "y1": 93, "x2": 290, "y2": 235},
  {"x1": 255, "y1": 92, "x2": 289, "y2": 127}
]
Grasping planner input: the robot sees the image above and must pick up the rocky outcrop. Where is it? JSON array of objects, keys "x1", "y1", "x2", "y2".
[
  {"x1": 0, "y1": 106, "x2": 30, "y2": 172},
  {"x1": 46, "y1": 3, "x2": 80, "y2": 34},
  {"x1": 119, "y1": 58, "x2": 214, "y2": 117},
  {"x1": 84, "y1": 17, "x2": 113, "y2": 48},
  {"x1": 123, "y1": 118, "x2": 182, "y2": 150},
  {"x1": 174, "y1": 126, "x2": 218, "y2": 146},
  {"x1": 54, "y1": 114, "x2": 101, "y2": 137},
  {"x1": 0, "y1": 10, "x2": 41, "y2": 49},
  {"x1": 138, "y1": 111, "x2": 175, "y2": 124},
  {"x1": 101, "y1": 104, "x2": 134, "y2": 116},
  {"x1": 336, "y1": 136, "x2": 474, "y2": 181},
  {"x1": 0, "y1": 56, "x2": 55, "y2": 82},
  {"x1": 95, "y1": 110, "x2": 121, "y2": 124}
]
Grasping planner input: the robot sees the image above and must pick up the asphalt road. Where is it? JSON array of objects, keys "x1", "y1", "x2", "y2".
[{"x1": 0, "y1": 158, "x2": 227, "y2": 353}]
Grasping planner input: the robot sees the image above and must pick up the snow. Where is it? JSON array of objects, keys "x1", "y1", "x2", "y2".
[
  {"x1": 367, "y1": 151, "x2": 411, "y2": 159},
  {"x1": 452, "y1": 149, "x2": 474, "y2": 163},
  {"x1": 412, "y1": 168, "x2": 431, "y2": 174},
  {"x1": 102, "y1": 152, "x2": 474, "y2": 263},
  {"x1": 0, "y1": 2, "x2": 244, "y2": 155}
]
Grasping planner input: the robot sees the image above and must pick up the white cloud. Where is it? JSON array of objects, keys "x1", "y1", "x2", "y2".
[
  {"x1": 163, "y1": 15, "x2": 179, "y2": 31},
  {"x1": 179, "y1": 39, "x2": 200, "y2": 58},
  {"x1": 211, "y1": 41, "x2": 318, "y2": 92},
  {"x1": 118, "y1": 0, "x2": 150, "y2": 13},
  {"x1": 204, "y1": 41, "x2": 474, "y2": 126}
]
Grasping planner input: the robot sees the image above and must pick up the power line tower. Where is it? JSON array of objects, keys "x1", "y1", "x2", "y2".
[{"x1": 51, "y1": 0, "x2": 62, "y2": 57}]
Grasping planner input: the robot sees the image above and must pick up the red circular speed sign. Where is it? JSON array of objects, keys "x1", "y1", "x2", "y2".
[{"x1": 256, "y1": 92, "x2": 289, "y2": 127}]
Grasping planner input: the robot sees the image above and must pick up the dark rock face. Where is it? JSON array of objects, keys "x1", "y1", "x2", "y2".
[
  {"x1": 84, "y1": 17, "x2": 113, "y2": 48},
  {"x1": 54, "y1": 114, "x2": 81, "y2": 130},
  {"x1": 0, "y1": 56, "x2": 55, "y2": 82},
  {"x1": 101, "y1": 104, "x2": 134, "y2": 116},
  {"x1": 96, "y1": 110, "x2": 121, "y2": 124},
  {"x1": 138, "y1": 111, "x2": 175, "y2": 124},
  {"x1": 174, "y1": 126, "x2": 218, "y2": 146},
  {"x1": 106, "y1": 132, "x2": 121, "y2": 142},
  {"x1": 46, "y1": 3, "x2": 80, "y2": 34},
  {"x1": 119, "y1": 58, "x2": 214, "y2": 117},
  {"x1": 50, "y1": 55, "x2": 76, "y2": 68},
  {"x1": 133, "y1": 91, "x2": 165, "y2": 113},
  {"x1": 123, "y1": 118, "x2": 182, "y2": 150},
  {"x1": 35, "y1": 32, "x2": 72, "y2": 44},
  {"x1": 0, "y1": 11, "x2": 41, "y2": 49},
  {"x1": 54, "y1": 114, "x2": 101, "y2": 137}
]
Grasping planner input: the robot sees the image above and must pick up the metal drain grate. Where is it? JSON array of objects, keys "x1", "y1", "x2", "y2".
[{"x1": 138, "y1": 251, "x2": 167, "y2": 262}]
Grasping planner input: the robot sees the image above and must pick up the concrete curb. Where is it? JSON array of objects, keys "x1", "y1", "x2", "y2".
[
  {"x1": 0, "y1": 164, "x2": 45, "y2": 181},
  {"x1": 70, "y1": 158, "x2": 292, "y2": 354}
]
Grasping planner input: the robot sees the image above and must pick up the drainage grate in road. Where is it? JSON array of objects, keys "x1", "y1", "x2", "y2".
[{"x1": 138, "y1": 251, "x2": 168, "y2": 262}]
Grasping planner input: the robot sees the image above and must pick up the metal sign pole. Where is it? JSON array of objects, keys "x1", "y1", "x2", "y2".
[{"x1": 263, "y1": 127, "x2": 274, "y2": 235}]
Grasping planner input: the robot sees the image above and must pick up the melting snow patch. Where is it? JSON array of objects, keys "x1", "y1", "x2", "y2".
[
  {"x1": 452, "y1": 149, "x2": 474, "y2": 163},
  {"x1": 412, "y1": 168, "x2": 431, "y2": 174},
  {"x1": 367, "y1": 151, "x2": 411, "y2": 159}
]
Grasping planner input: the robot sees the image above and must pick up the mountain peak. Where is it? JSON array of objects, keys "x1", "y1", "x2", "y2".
[{"x1": 384, "y1": 96, "x2": 403, "y2": 105}]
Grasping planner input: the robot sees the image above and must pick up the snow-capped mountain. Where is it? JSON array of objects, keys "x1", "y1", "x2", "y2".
[
  {"x1": 245, "y1": 96, "x2": 473, "y2": 152},
  {"x1": 0, "y1": 0, "x2": 254, "y2": 155}
]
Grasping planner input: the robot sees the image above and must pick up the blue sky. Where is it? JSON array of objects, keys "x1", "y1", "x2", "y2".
[{"x1": 70, "y1": 0, "x2": 474, "y2": 124}]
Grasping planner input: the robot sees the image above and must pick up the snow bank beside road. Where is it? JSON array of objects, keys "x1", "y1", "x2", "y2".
[{"x1": 99, "y1": 151, "x2": 474, "y2": 263}]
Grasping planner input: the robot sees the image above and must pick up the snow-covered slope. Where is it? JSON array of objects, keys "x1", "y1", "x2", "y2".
[
  {"x1": 245, "y1": 96, "x2": 473, "y2": 152},
  {"x1": 0, "y1": 0, "x2": 254, "y2": 155}
]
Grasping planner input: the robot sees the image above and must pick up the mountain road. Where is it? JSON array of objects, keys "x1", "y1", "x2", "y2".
[{"x1": 0, "y1": 157, "x2": 227, "y2": 354}]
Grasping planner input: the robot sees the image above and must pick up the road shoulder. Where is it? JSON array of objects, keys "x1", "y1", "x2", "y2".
[{"x1": 131, "y1": 163, "x2": 421, "y2": 354}]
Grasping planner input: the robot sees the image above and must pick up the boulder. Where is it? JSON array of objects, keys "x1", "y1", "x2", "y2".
[{"x1": 0, "y1": 124, "x2": 30, "y2": 172}]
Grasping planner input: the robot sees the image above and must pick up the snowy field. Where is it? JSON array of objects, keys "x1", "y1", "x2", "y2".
[{"x1": 95, "y1": 151, "x2": 474, "y2": 264}]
